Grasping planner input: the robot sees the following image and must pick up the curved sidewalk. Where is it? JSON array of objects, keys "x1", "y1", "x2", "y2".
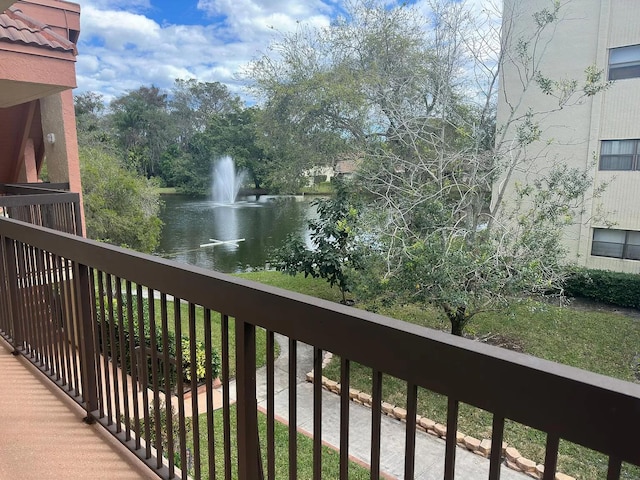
[{"x1": 252, "y1": 335, "x2": 529, "y2": 480}]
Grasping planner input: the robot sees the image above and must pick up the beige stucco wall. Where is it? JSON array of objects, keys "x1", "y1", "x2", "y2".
[{"x1": 496, "y1": 0, "x2": 640, "y2": 272}]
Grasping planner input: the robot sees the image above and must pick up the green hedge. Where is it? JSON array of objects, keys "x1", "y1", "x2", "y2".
[{"x1": 565, "y1": 267, "x2": 640, "y2": 309}]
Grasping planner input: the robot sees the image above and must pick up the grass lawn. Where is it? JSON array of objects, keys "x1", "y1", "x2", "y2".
[
  {"x1": 240, "y1": 271, "x2": 640, "y2": 479},
  {"x1": 185, "y1": 406, "x2": 370, "y2": 479},
  {"x1": 299, "y1": 182, "x2": 334, "y2": 195},
  {"x1": 156, "y1": 187, "x2": 178, "y2": 195}
]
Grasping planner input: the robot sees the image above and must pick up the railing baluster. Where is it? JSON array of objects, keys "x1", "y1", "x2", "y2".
[
  {"x1": 136, "y1": 284, "x2": 152, "y2": 459},
  {"x1": 147, "y1": 287, "x2": 163, "y2": 468},
  {"x1": 33, "y1": 248, "x2": 51, "y2": 372},
  {"x1": 188, "y1": 303, "x2": 201, "y2": 479},
  {"x1": 0, "y1": 237, "x2": 10, "y2": 337},
  {"x1": 89, "y1": 269, "x2": 105, "y2": 419},
  {"x1": 18, "y1": 243, "x2": 33, "y2": 358},
  {"x1": 53, "y1": 255, "x2": 69, "y2": 388},
  {"x1": 542, "y1": 433, "x2": 560, "y2": 480},
  {"x1": 42, "y1": 250, "x2": 60, "y2": 380},
  {"x1": 488, "y1": 415, "x2": 505, "y2": 480},
  {"x1": 97, "y1": 271, "x2": 112, "y2": 421},
  {"x1": 23, "y1": 244, "x2": 39, "y2": 361},
  {"x1": 267, "y1": 330, "x2": 275, "y2": 480},
  {"x1": 289, "y1": 338, "x2": 298, "y2": 480},
  {"x1": 204, "y1": 307, "x2": 216, "y2": 480},
  {"x1": 116, "y1": 277, "x2": 131, "y2": 438},
  {"x1": 38, "y1": 249, "x2": 54, "y2": 375},
  {"x1": 173, "y1": 297, "x2": 187, "y2": 479},
  {"x1": 106, "y1": 274, "x2": 122, "y2": 431},
  {"x1": 313, "y1": 347, "x2": 323, "y2": 480},
  {"x1": 339, "y1": 357, "x2": 350, "y2": 480},
  {"x1": 31, "y1": 246, "x2": 47, "y2": 367},
  {"x1": 370, "y1": 369, "x2": 383, "y2": 480},
  {"x1": 236, "y1": 317, "x2": 261, "y2": 480},
  {"x1": 444, "y1": 398, "x2": 459, "y2": 480},
  {"x1": 75, "y1": 262, "x2": 98, "y2": 419},
  {"x1": 126, "y1": 281, "x2": 141, "y2": 449},
  {"x1": 3, "y1": 238, "x2": 22, "y2": 352},
  {"x1": 607, "y1": 455, "x2": 622, "y2": 480},
  {"x1": 405, "y1": 382, "x2": 418, "y2": 480},
  {"x1": 64, "y1": 258, "x2": 80, "y2": 397},
  {"x1": 221, "y1": 314, "x2": 232, "y2": 480},
  {"x1": 160, "y1": 293, "x2": 175, "y2": 477}
]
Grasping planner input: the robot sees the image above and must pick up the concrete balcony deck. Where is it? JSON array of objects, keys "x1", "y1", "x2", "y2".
[{"x1": 0, "y1": 337, "x2": 155, "y2": 480}]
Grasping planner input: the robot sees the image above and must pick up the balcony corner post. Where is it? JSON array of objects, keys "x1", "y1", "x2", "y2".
[
  {"x1": 235, "y1": 318, "x2": 263, "y2": 480},
  {"x1": 74, "y1": 262, "x2": 98, "y2": 415}
]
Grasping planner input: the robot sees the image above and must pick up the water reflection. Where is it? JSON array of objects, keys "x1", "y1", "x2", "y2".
[{"x1": 157, "y1": 195, "x2": 317, "y2": 273}]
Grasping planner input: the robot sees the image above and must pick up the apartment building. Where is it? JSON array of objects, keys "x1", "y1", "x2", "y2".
[{"x1": 497, "y1": 0, "x2": 640, "y2": 273}]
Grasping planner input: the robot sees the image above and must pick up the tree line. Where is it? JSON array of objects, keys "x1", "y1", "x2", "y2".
[{"x1": 76, "y1": 0, "x2": 610, "y2": 336}]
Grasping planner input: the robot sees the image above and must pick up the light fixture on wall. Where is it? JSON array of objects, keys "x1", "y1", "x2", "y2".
[{"x1": 46, "y1": 133, "x2": 56, "y2": 144}]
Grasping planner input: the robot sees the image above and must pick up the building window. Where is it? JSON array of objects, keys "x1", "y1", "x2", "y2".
[
  {"x1": 591, "y1": 228, "x2": 640, "y2": 260},
  {"x1": 609, "y1": 44, "x2": 640, "y2": 80},
  {"x1": 600, "y1": 140, "x2": 640, "y2": 170}
]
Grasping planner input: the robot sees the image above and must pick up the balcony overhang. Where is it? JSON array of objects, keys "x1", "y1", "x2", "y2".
[{"x1": 0, "y1": 55, "x2": 76, "y2": 108}]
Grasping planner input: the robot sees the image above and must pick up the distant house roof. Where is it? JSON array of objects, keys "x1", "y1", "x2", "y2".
[
  {"x1": 335, "y1": 159, "x2": 358, "y2": 175},
  {"x1": 0, "y1": 7, "x2": 76, "y2": 53}
]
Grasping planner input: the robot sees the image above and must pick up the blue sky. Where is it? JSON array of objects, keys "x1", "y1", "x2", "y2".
[{"x1": 75, "y1": 0, "x2": 494, "y2": 104}]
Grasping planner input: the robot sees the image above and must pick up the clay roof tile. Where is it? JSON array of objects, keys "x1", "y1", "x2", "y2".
[{"x1": 0, "y1": 7, "x2": 76, "y2": 54}]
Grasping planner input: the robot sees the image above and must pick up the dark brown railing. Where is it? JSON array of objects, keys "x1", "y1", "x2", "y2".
[
  {"x1": 0, "y1": 215, "x2": 639, "y2": 480},
  {"x1": 0, "y1": 183, "x2": 82, "y2": 235}
]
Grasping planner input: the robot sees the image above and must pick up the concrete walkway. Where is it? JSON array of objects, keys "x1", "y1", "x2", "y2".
[
  {"x1": 0, "y1": 337, "x2": 156, "y2": 480},
  {"x1": 250, "y1": 335, "x2": 528, "y2": 480}
]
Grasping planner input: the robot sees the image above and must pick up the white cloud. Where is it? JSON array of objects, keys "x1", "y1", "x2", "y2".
[
  {"x1": 75, "y1": 0, "x2": 337, "y2": 102},
  {"x1": 74, "y1": 0, "x2": 500, "y2": 103}
]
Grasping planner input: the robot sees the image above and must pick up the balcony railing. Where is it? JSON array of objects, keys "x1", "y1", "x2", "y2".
[
  {"x1": 0, "y1": 183, "x2": 82, "y2": 235},
  {"x1": 0, "y1": 215, "x2": 639, "y2": 480}
]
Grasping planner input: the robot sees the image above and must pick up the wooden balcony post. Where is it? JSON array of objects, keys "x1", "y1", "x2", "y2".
[
  {"x1": 3, "y1": 237, "x2": 23, "y2": 353},
  {"x1": 235, "y1": 318, "x2": 263, "y2": 480},
  {"x1": 74, "y1": 262, "x2": 98, "y2": 419}
]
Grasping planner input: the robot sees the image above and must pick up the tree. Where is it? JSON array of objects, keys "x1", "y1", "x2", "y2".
[
  {"x1": 169, "y1": 79, "x2": 241, "y2": 147},
  {"x1": 109, "y1": 85, "x2": 172, "y2": 178},
  {"x1": 249, "y1": 0, "x2": 610, "y2": 336},
  {"x1": 274, "y1": 178, "x2": 363, "y2": 304},
  {"x1": 80, "y1": 144, "x2": 163, "y2": 253},
  {"x1": 355, "y1": 0, "x2": 610, "y2": 336}
]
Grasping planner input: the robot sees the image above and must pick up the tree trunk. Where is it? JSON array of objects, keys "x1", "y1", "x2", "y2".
[
  {"x1": 450, "y1": 318, "x2": 465, "y2": 336},
  {"x1": 445, "y1": 305, "x2": 467, "y2": 337}
]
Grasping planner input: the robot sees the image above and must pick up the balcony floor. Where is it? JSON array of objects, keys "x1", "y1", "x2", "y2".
[{"x1": 0, "y1": 337, "x2": 157, "y2": 480}]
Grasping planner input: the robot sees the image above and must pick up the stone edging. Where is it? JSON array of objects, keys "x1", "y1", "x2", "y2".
[{"x1": 307, "y1": 353, "x2": 575, "y2": 480}]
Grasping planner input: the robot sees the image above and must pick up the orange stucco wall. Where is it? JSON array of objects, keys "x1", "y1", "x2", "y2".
[
  {"x1": 0, "y1": 48, "x2": 76, "y2": 87},
  {"x1": 40, "y1": 89, "x2": 85, "y2": 233}
]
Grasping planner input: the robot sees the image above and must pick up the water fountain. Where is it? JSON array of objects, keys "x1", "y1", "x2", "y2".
[{"x1": 212, "y1": 156, "x2": 246, "y2": 204}]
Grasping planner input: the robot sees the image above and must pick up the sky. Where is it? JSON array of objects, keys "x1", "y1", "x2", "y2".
[{"x1": 75, "y1": 0, "x2": 497, "y2": 104}]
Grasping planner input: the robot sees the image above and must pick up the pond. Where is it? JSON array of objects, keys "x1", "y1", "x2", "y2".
[{"x1": 157, "y1": 194, "x2": 317, "y2": 273}]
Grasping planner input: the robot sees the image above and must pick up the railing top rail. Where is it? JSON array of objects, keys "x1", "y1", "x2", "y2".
[
  {"x1": 0, "y1": 183, "x2": 71, "y2": 195},
  {"x1": 0, "y1": 191, "x2": 81, "y2": 207},
  {"x1": 1, "y1": 215, "x2": 639, "y2": 465}
]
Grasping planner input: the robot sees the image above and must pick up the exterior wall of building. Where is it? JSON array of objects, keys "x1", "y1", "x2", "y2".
[{"x1": 497, "y1": 0, "x2": 640, "y2": 273}]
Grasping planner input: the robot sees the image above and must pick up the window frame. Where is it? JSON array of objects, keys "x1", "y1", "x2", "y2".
[
  {"x1": 599, "y1": 139, "x2": 640, "y2": 171},
  {"x1": 608, "y1": 44, "x2": 640, "y2": 80},
  {"x1": 591, "y1": 228, "x2": 640, "y2": 261}
]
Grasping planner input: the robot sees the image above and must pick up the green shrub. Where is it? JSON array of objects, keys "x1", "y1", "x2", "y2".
[
  {"x1": 97, "y1": 294, "x2": 221, "y2": 391},
  {"x1": 565, "y1": 267, "x2": 640, "y2": 309}
]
